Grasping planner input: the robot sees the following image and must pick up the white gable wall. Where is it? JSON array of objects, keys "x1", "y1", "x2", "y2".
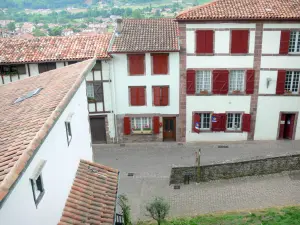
[{"x1": 0, "y1": 80, "x2": 93, "y2": 225}]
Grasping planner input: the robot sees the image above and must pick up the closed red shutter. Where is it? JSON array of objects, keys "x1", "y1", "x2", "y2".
[
  {"x1": 161, "y1": 86, "x2": 169, "y2": 106},
  {"x1": 153, "y1": 87, "x2": 160, "y2": 106},
  {"x1": 152, "y1": 54, "x2": 169, "y2": 75},
  {"x1": 211, "y1": 113, "x2": 227, "y2": 132},
  {"x1": 128, "y1": 54, "x2": 145, "y2": 75},
  {"x1": 193, "y1": 113, "x2": 201, "y2": 133},
  {"x1": 196, "y1": 30, "x2": 213, "y2": 54},
  {"x1": 124, "y1": 117, "x2": 131, "y2": 135},
  {"x1": 205, "y1": 30, "x2": 214, "y2": 53},
  {"x1": 153, "y1": 116, "x2": 160, "y2": 134},
  {"x1": 130, "y1": 87, "x2": 138, "y2": 105},
  {"x1": 242, "y1": 114, "x2": 251, "y2": 132},
  {"x1": 186, "y1": 70, "x2": 196, "y2": 94},
  {"x1": 279, "y1": 31, "x2": 290, "y2": 55},
  {"x1": 276, "y1": 70, "x2": 286, "y2": 95},
  {"x1": 212, "y1": 70, "x2": 229, "y2": 94},
  {"x1": 245, "y1": 70, "x2": 255, "y2": 94},
  {"x1": 137, "y1": 87, "x2": 145, "y2": 105},
  {"x1": 231, "y1": 30, "x2": 249, "y2": 54}
]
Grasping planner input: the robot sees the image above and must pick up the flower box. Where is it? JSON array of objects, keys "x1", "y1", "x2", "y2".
[
  {"x1": 88, "y1": 97, "x2": 96, "y2": 103},
  {"x1": 232, "y1": 90, "x2": 241, "y2": 94},
  {"x1": 199, "y1": 90, "x2": 209, "y2": 94},
  {"x1": 132, "y1": 130, "x2": 152, "y2": 135}
]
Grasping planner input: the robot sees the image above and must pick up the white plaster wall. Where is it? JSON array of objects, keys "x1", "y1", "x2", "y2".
[
  {"x1": 215, "y1": 30, "x2": 230, "y2": 54},
  {"x1": 112, "y1": 52, "x2": 180, "y2": 115},
  {"x1": 186, "y1": 96, "x2": 251, "y2": 142},
  {"x1": 263, "y1": 23, "x2": 300, "y2": 29},
  {"x1": 186, "y1": 30, "x2": 196, "y2": 54},
  {"x1": 249, "y1": 30, "x2": 255, "y2": 54},
  {"x1": 29, "y1": 64, "x2": 39, "y2": 76},
  {"x1": 56, "y1": 62, "x2": 65, "y2": 68},
  {"x1": 94, "y1": 70, "x2": 101, "y2": 81},
  {"x1": 255, "y1": 97, "x2": 300, "y2": 140},
  {"x1": 0, "y1": 81, "x2": 93, "y2": 225},
  {"x1": 104, "y1": 82, "x2": 112, "y2": 111},
  {"x1": 186, "y1": 23, "x2": 256, "y2": 29},
  {"x1": 261, "y1": 56, "x2": 300, "y2": 69},
  {"x1": 102, "y1": 61, "x2": 110, "y2": 80},
  {"x1": 262, "y1": 31, "x2": 281, "y2": 54},
  {"x1": 187, "y1": 56, "x2": 254, "y2": 68},
  {"x1": 258, "y1": 71, "x2": 278, "y2": 94},
  {"x1": 86, "y1": 71, "x2": 93, "y2": 81}
]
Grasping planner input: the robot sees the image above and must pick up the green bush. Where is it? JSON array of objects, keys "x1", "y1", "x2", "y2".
[{"x1": 146, "y1": 197, "x2": 170, "y2": 225}]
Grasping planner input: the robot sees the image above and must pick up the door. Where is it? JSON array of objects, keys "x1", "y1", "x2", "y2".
[
  {"x1": 163, "y1": 117, "x2": 176, "y2": 141},
  {"x1": 279, "y1": 113, "x2": 295, "y2": 140},
  {"x1": 90, "y1": 117, "x2": 106, "y2": 144}
]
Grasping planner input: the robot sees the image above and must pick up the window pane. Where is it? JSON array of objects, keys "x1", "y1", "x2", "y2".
[
  {"x1": 289, "y1": 31, "x2": 296, "y2": 53},
  {"x1": 227, "y1": 113, "x2": 233, "y2": 128},
  {"x1": 196, "y1": 71, "x2": 211, "y2": 93},
  {"x1": 201, "y1": 113, "x2": 210, "y2": 129},
  {"x1": 86, "y1": 83, "x2": 94, "y2": 98},
  {"x1": 292, "y1": 72, "x2": 300, "y2": 93},
  {"x1": 297, "y1": 32, "x2": 300, "y2": 52},
  {"x1": 234, "y1": 114, "x2": 241, "y2": 129},
  {"x1": 230, "y1": 71, "x2": 244, "y2": 92}
]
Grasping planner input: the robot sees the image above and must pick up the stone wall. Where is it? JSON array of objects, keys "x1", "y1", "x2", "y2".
[{"x1": 170, "y1": 154, "x2": 300, "y2": 184}]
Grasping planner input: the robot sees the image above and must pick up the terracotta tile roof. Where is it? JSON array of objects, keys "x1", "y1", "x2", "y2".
[
  {"x1": 0, "y1": 34, "x2": 112, "y2": 64},
  {"x1": 58, "y1": 160, "x2": 119, "y2": 225},
  {"x1": 0, "y1": 59, "x2": 96, "y2": 203},
  {"x1": 109, "y1": 19, "x2": 180, "y2": 53},
  {"x1": 176, "y1": 0, "x2": 300, "y2": 21}
]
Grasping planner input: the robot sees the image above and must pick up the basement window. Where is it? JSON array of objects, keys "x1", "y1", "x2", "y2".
[{"x1": 30, "y1": 160, "x2": 46, "y2": 208}]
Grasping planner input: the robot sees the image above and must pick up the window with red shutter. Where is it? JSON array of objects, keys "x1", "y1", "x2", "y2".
[
  {"x1": 128, "y1": 54, "x2": 145, "y2": 75},
  {"x1": 212, "y1": 70, "x2": 229, "y2": 94},
  {"x1": 245, "y1": 70, "x2": 255, "y2": 94},
  {"x1": 153, "y1": 116, "x2": 160, "y2": 134},
  {"x1": 186, "y1": 70, "x2": 196, "y2": 94},
  {"x1": 130, "y1": 87, "x2": 146, "y2": 106},
  {"x1": 276, "y1": 70, "x2": 286, "y2": 95},
  {"x1": 279, "y1": 31, "x2": 290, "y2": 55},
  {"x1": 242, "y1": 114, "x2": 251, "y2": 132},
  {"x1": 153, "y1": 87, "x2": 160, "y2": 106},
  {"x1": 211, "y1": 113, "x2": 226, "y2": 132},
  {"x1": 124, "y1": 117, "x2": 131, "y2": 135},
  {"x1": 193, "y1": 113, "x2": 201, "y2": 133},
  {"x1": 137, "y1": 87, "x2": 146, "y2": 105},
  {"x1": 152, "y1": 53, "x2": 169, "y2": 75},
  {"x1": 196, "y1": 30, "x2": 214, "y2": 54},
  {"x1": 153, "y1": 86, "x2": 169, "y2": 106},
  {"x1": 231, "y1": 30, "x2": 249, "y2": 54}
]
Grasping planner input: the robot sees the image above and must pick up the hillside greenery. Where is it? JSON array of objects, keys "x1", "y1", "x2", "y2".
[{"x1": 0, "y1": 0, "x2": 88, "y2": 9}]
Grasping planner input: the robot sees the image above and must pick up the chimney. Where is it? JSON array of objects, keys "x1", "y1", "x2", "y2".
[{"x1": 116, "y1": 19, "x2": 123, "y2": 34}]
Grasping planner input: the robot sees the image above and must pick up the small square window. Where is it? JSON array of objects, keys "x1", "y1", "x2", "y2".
[
  {"x1": 227, "y1": 113, "x2": 242, "y2": 130},
  {"x1": 86, "y1": 83, "x2": 95, "y2": 98}
]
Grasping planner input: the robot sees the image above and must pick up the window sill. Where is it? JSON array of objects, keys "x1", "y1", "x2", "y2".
[
  {"x1": 151, "y1": 74, "x2": 169, "y2": 76},
  {"x1": 225, "y1": 130, "x2": 243, "y2": 133},
  {"x1": 194, "y1": 53, "x2": 214, "y2": 56},
  {"x1": 128, "y1": 74, "x2": 145, "y2": 76},
  {"x1": 132, "y1": 130, "x2": 153, "y2": 135},
  {"x1": 192, "y1": 130, "x2": 212, "y2": 133}
]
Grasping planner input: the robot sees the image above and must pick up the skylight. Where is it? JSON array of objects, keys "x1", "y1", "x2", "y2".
[{"x1": 14, "y1": 88, "x2": 43, "y2": 104}]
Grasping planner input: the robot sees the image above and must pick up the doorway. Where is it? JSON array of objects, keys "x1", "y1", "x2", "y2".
[
  {"x1": 163, "y1": 117, "x2": 176, "y2": 142},
  {"x1": 278, "y1": 113, "x2": 296, "y2": 140},
  {"x1": 90, "y1": 117, "x2": 107, "y2": 144}
]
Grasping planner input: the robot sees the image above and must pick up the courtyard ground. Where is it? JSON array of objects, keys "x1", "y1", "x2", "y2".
[{"x1": 93, "y1": 141, "x2": 300, "y2": 222}]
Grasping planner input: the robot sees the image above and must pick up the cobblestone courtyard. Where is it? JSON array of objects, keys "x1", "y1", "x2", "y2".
[{"x1": 93, "y1": 141, "x2": 300, "y2": 221}]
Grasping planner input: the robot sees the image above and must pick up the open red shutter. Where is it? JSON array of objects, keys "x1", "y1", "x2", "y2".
[
  {"x1": 152, "y1": 54, "x2": 169, "y2": 74},
  {"x1": 153, "y1": 116, "x2": 160, "y2": 134},
  {"x1": 128, "y1": 54, "x2": 145, "y2": 75},
  {"x1": 278, "y1": 114, "x2": 286, "y2": 139},
  {"x1": 161, "y1": 86, "x2": 169, "y2": 106},
  {"x1": 153, "y1": 87, "x2": 160, "y2": 106},
  {"x1": 205, "y1": 30, "x2": 214, "y2": 53},
  {"x1": 130, "y1": 87, "x2": 137, "y2": 105},
  {"x1": 246, "y1": 70, "x2": 255, "y2": 94},
  {"x1": 186, "y1": 70, "x2": 196, "y2": 94},
  {"x1": 193, "y1": 113, "x2": 201, "y2": 133},
  {"x1": 212, "y1": 70, "x2": 229, "y2": 94},
  {"x1": 242, "y1": 114, "x2": 251, "y2": 132},
  {"x1": 279, "y1": 31, "x2": 290, "y2": 55},
  {"x1": 138, "y1": 87, "x2": 145, "y2": 106},
  {"x1": 124, "y1": 117, "x2": 131, "y2": 135},
  {"x1": 231, "y1": 30, "x2": 249, "y2": 54},
  {"x1": 196, "y1": 30, "x2": 206, "y2": 54},
  {"x1": 276, "y1": 70, "x2": 286, "y2": 95},
  {"x1": 211, "y1": 113, "x2": 226, "y2": 132}
]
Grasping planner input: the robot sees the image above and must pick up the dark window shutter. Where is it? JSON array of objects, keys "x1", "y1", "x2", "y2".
[
  {"x1": 212, "y1": 113, "x2": 226, "y2": 132},
  {"x1": 245, "y1": 70, "x2": 255, "y2": 94},
  {"x1": 196, "y1": 30, "x2": 206, "y2": 54},
  {"x1": 152, "y1": 54, "x2": 169, "y2": 75},
  {"x1": 193, "y1": 113, "x2": 200, "y2": 133},
  {"x1": 279, "y1": 114, "x2": 286, "y2": 139},
  {"x1": 276, "y1": 70, "x2": 286, "y2": 95},
  {"x1": 124, "y1": 117, "x2": 131, "y2": 135},
  {"x1": 242, "y1": 114, "x2": 251, "y2": 132},
  {"x1": 231, "y1": 30, "x2": 249, "y2": 54},
  {"x1": 153, "y1": 87, "x2": 161, "y2": 106},
  {"x1": 186, "y1": 70, "x2": 196, "y2": 94},
  {"x1": 205, "y1": 30, "x2": 214, "y2": 53},
  {"x1": 137, "y1": 87, "x2": 145, "y2": 106},
  {"x1": 212, "y1": 70, "x2": 229, "y2": 94},
  {"x1": 94, "y1": 82, "x2": 103, "y2": 102},
  {"x1": 128, "y1": 54, "x2": 145, "y2": 75},
  {"x1": 130, "y1": 87, "x2": 138, "y2": 105},
  {"x1": 161, "y1": 86, "x2": 169, "y2": 106},
  {"x1": 279, "y1": 30, "x2": 290, "y2": 55},
  {"x1": 153, "y1": 116, "x2": 160, "y2": 134}
]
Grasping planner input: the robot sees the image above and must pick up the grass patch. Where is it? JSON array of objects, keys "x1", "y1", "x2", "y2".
[{"x1": 138, "y1": 206, "x2": 300, "y2": 225}]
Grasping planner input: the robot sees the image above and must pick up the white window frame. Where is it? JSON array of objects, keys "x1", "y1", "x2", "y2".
[
  {"x1": 289, "y1": 31, "x2": 300, "y2": 53},
  {"x1": 197, "y1": 113, "x2": 211, "y2": 130},
  {"x1": 131, "y1": 117, "x2": 152, "y2": 132},
  {"x1": 285, "y1": 71, "x2": 300, "y2": 94},
  {"x1": 229, "y1": 70, "x2": 245, "y2": 93},
  {"x1": 86, "y1": 83, "x2": 95, "y2": 98},
  {"x1": 196, "y1": 71, "x2": 211, "y2": 93},
  {"x1": 226, "y1": 113, "x2": 242, "y2": 130},
  {"x1": 30, "y1": 160, "x2": 46, "y2": 208}
]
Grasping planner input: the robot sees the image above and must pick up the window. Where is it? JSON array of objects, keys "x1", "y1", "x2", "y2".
[
  {"x1": 195, "y1": 30, "x2": 214, "y2": 54},
  {"x1": 131, "y1": 117, "x2": 152, "y2": 131},
  {"x1": 1, "y1": 64, "x2": 26, "y2": 75},
  {"x1": 227, "y1": 113, "x2": 242, "y2": 130},
  {"x1": 86, "y1": 83, "x2": 95, "y2": 98},
  {"x1": 289, "y1": 31, "x2": 300, "y2": 53},
  {"x1": 197, "y1": 113, "x2": 211, "y2": 130},
  {"x1": 128, "y1": 54, "x2": 145, "y2": 75},
  {"x1": 68, "y1": 61, "x2": 78, "y2": 65},
  {"x1": 229, "y1": 70, "x2": 245, "y2": 92},
  {"x1": 65, "y1": 121, "x2": 72, "y2": 145},
  {"x1": 196, "y1": 71, "x2": 211, "y2": 93},
  {"x1": 285, "y1": 71, "x2": 300, "y2": 93},
  {"x1": 38, "y1": 63, "x2": 56, "y2": 74},
  {"x1": 153, "y1": 86, "x2": 169, "y2": 106},
  {"x1": 130, "y1": 87, "x2": 146, "y2": 106},
  {"x1": 231, "y1": 30, "x2": 249, "y2": 54},
  {"x1": 152, "y1": 53, "x2": 169, "y2": 75},
  {"x1": 30, "y1": 160, "x2": 46, "y2": 207}
]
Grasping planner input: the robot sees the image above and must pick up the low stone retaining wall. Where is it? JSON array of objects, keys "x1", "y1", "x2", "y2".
[{"x1": 170, "y1": 154, "x2": 300, "y2": 184}]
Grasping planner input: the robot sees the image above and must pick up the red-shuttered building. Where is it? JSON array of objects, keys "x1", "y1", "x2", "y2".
[
  {"x1": 109, "y1": 19, "x2": 181, "y2": 142},
  {"x1": 177, "y1": 0, "x2": 300, "y2": 142}
]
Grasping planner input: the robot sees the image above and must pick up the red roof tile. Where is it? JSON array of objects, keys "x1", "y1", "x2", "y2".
[
  {"x1": 0, "y1": 34, "x2": 112, "y2": 64},
  {"x1": 0, "y1": 59, "x2": 96, "y2": 203},
  {"x1": 109, "y1": 19, "x2": 180, "y2": 53},
  {"x1": 177, "y1": 0, "x2": 300, "y2": 21},
  {"x1": 58, "y1": 160, "x2": 119, "y2": 225}
]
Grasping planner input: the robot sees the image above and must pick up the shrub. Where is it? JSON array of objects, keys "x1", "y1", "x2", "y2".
[
  {"x1": 118, "y1": 194, "x2": 132, "y2": 225},
  {"x1": 146, "y1": 197, "x2": 170, "y2": 225}
]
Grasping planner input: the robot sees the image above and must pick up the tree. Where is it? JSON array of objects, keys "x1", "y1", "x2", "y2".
[
  {"x1": 146, "y1": 197, "x2": 170, "y2": 225},
  {"x1": 132, "y1": 9, "x2": 143, "y2": 19},
  {"x1": 155, "y1": 9, "x2": 161, "y2": 17},
  {"x1": 118, "y1": 194, "x2": 132, "y2": 225},
  {"x1": 7, "y1": 22, "x2": 16, "y2": 31},
  {"x1": 33, "y1": 28, "x2": 46, "y2": 37},
  {"x1": 48, "y1": 26, "x2": 63, "y2": 36}
]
